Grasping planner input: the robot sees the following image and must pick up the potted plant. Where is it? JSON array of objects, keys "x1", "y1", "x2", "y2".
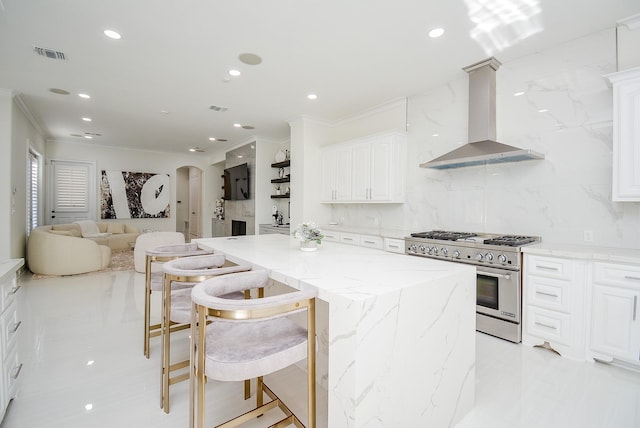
[{"x1": 291, "y1": 222, "x2": 324, "y2": 251}]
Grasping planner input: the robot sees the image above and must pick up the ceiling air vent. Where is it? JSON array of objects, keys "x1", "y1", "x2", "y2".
[
  {"x1": 209, "y1": 105, "x2": 228, "y2": 112},
  {"x1": 34, "y1": 46, "x2": 66, "y2": 60}
]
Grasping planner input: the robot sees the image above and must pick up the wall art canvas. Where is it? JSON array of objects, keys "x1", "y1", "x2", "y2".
[{"x1": 100, "y1": 170, "x2": 171, "y2": 219}]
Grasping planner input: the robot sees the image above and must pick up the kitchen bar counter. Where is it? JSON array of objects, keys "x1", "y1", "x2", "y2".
[{"x1": 195, "y1": 234, "x2": 476, "y2": 427}]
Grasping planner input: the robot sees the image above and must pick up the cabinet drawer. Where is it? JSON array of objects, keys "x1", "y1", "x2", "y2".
[
  {"x1": 3, "y1": 346, "x2": 22, "y2": 401},
  {"x1": 340, "y1": 233, "x2": 360, "y2": 246},
  {"x1": 1, "y1": 301, "x2": 21, "y2": 359},
  {"x1": 593, "y1": 262, "x2": 640, "y2": 289},
  {"x1": 323, "y1": 231, "x2": 340, "y2": 242},
  {"x1": 525, "y1": 255, "x2": 573, "y2": 280},
  {"x1": 359, "y1": 235, "x2": 383, "y2": 249},
  {"x1": 525, "y1": 306, "x2": 572, "y2": 346},
  {"x1": 526, "y1": 276, "x2": 572, "y2": 313},
  {"x1": 0, "y1": 276, "x2": 18, "y2": 313},
  {"x1": 384, "y1": 238, "x2": 405, "y2": 254}
]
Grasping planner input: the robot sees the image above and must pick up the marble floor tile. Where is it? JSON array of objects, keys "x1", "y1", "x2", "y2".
[{"x1": 1, "y1": 270, "x2": 639, "y2": 428}]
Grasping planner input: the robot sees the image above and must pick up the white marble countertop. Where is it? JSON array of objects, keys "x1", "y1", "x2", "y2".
[
  {"x1": 522, "y1": 243, "x2": 640, "y2": 265},
  {"x1": 0, "y1": 259, "x2": 24, "y2": 282},
  {"x1": 194, "y1": 234, "x2": 476, "y2": 427},
  {"x1": 195, "y1": 234, "x2": 472, "y2": 302}
]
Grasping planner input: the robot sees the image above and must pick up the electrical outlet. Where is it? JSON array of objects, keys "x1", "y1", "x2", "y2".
[{"x1": 584, "y1": 230, "x2": 593, "y2": 242}]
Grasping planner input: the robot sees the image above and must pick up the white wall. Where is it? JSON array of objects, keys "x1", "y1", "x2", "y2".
[
  {"x1": 325, "y1": 28, "x2": 640, "y2": 249},
  {"x1": 45, "y1": 141, "x2": 219, "y2": 237},
  {"x1": 0, "y1": 90, "x2": 12, "y2": 260},
  {"x1": 1, "y1": 93, "x2": 47, "y2": 259}
]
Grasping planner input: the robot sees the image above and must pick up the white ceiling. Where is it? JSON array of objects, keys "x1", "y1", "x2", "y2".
[{"x1": 1, "y1": 0, "x2": 638, "y2": 155}]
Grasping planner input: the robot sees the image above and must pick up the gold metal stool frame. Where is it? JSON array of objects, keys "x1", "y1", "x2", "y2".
[
  {"x1": 190, "y1": 286, "x2": 316, "y2": 428},
  {"x1": 161, "y1": 264, "x2": 259, "y2": 414}
]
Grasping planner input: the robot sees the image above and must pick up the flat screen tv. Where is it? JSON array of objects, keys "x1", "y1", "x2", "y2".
[{"x1": 223, "y1": 163, "x2": 250, "y2": 200}]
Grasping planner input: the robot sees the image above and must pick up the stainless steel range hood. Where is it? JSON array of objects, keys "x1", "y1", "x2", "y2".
[{"x1": 420, "y1": 57, "x2": 544, "y2": 170}]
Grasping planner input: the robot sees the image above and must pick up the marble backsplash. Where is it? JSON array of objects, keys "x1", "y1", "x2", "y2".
[{"x1": 329, "y1": 28, "x2": 640, "y2": 250}]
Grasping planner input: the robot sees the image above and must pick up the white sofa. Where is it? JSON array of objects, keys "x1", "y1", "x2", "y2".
[
  {"x1": 27, "y1": 225, "x2": 112, "y2": 275},
  {"x1": 27, "y1": 222, "x2": 140, "y2": 275}
]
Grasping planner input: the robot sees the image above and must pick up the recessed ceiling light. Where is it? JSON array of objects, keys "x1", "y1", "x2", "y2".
[
  {"x1": 87, "y1": 360, "x2": 95, "y2": 366},
  {"x1": 209, "y1": 137, "x2": 216, "y2": 141},
  {"x1": 307, "y1": 94, "x2": 318, "y2": 100},
  {"x1": 432, "y1": 133, "x2": 439, "y2": 137},
  {"x1": 49, "y1": 88, "x2": 70, "y2": 95},
  {"x1": 428, "y1": 27, "x2": 445, "y2": 38},
  {"x1": 78, "y1": 93, "x2": 91, "y2": 99},
  {"x1": 189, "y1": 147, "x2": 205, "y2": 152},
  {"x1": 513, "y1": 91, "x2": 525, "y2": 96},
  {"x1": 85, "y1": 404, "x2": 93, "y2": 411},
  {"x1": 82, "y1": 117, "x2": 92, "y2": 122},
  {"x1": 237, "y1": 155, "x2": 244, "y2": 158},
  {"x1": 84, "y1": 135, "x2": 93, "y2": 139},
  {"x1": 238, "y1": 53, "x2": 262, "y2": 65},
  {"x1": 538, "y1": 109, "x2": 548, "y2": 113},
  {"x1": 103, "y1": 29, "x2": 122, "y2": 40},
  {"x1": 228, "y1": 69, "x2": 241, "y2": 77},
  {"x1": 160, "y1": 110, "x2": 170, "y2": 114},
  {"x1": 233, "y1": 123, "x2": 242, "y2": 128}
]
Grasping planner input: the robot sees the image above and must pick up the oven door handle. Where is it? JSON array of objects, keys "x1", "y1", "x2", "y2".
[{"x1": 477, "y1": 270, "x2": 512, "y2": 280}]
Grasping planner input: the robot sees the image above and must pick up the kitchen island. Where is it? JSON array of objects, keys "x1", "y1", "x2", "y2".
[{"x1": 195, "y1": 234, "x2": 476, "y2": 427}]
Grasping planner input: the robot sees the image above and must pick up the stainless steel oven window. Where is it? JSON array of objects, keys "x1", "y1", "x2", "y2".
[{"x1": 477, "y1": 273, "x2": 499, "y2": 310}]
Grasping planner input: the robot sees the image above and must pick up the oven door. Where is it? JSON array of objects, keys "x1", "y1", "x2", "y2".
[{"x1": 476, "y1": 265, "x2": 520, "y2": 323}]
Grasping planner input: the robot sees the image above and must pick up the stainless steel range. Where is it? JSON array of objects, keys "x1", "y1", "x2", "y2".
[{"x1": 405, "y1": 230, "x2": 540, "y2": 343}]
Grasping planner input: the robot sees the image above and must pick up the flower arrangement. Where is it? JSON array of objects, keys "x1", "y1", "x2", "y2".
[{"x1": 291, "y1": 221, "x2": 324, "y2": 244}]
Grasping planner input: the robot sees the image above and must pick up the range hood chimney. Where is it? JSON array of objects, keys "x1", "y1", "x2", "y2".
[{"x1": 420, "y1": 57, "x2": 544, "y2": 169}]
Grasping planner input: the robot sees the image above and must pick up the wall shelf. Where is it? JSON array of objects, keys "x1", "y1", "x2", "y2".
[
  {"x1": 270, "y1": 177, "x2": 290, "y2": 184},
  {"x1": 270, "y1": 194, "x2": 290, "y2": 199},
  {"x1": 271, "y1": 160, "x2": 290, "y2": 168}
]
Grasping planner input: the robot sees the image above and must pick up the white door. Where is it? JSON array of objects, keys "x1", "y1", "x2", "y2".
[
  {"x1": 49, "y1": 160, "x2": 96, "y2": 224},
  {"x1": 591, "y1": 284, "x2": 640, "y2": 362},
  {"x1": 369, "y1": 138, "x2": 392, "y2": 201},
  {"x1": 351, "y1": 142, "x2": 370, "y2": 201},
  {"x1": 189, "y1": 167, "x2": 202, "y2": 239}
]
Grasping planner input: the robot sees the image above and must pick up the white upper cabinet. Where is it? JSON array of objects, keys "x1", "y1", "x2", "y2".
[
  {"x1": 321, "y1": 145, "x2": 352, "y2": 202},
  {"x1": 606, "y1": 67, "x2": 640, "y2": 201},
  {"x1": 321, "y1": 131, "x2": 406, "y2": 204}
]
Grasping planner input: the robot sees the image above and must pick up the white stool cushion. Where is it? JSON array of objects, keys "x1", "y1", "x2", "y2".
[{"x1": 203, "y1": 317, "x2": 308, "y2": 382}]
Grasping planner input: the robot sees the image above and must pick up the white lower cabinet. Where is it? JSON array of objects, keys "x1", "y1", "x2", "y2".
[
  {"x1": 383, "y1": 238, "x2": 405, "y2": 254},
  {"x1": 588, "y1": 262, "x2": 640, "y2": 365},
  {"x1": 523, "y1": 254, "x2": 586, "y2": 360},
  {"x1": 0, "y1": 259, "x2": 24, "y2": 421}
]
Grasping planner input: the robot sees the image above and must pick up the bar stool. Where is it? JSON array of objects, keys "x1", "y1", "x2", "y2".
[
  {"x1": 144, "y1": 242, "x2": 213, "y2": 359},
  {"x1": 190, "y1": 270, "x2": 317, "y2": 428},
  {"x1": 161, "y1": 254, "x2": 253, "y2": 414}
]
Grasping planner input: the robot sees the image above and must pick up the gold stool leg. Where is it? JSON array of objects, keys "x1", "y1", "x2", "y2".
[
  {"x1": 144, "y1": 255, "x2": 152, "y2": 358},
  {"x1": 161, "y1": 273, "x2": 171, "y2": 412}
]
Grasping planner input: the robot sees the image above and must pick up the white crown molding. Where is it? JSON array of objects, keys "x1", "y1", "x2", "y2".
[
  {"x1": 13, "y1": 93, "x2": 48, "y2": 137},
  {"x1": 618, "y1": 13, "x2": 640, "y2": 30}
]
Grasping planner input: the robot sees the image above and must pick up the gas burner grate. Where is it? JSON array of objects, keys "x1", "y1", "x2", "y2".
[
  {"x1": 483, "y1": 235, "x2": 537, "y2": 246},
  {"x1": 410, "y1": 230, "x2": 477, "y2": 241}
]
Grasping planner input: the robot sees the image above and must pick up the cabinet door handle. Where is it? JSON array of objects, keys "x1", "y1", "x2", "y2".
[
  {"x1": 11, "y1": 285, "x2": 21, "y2": 295},
  {"x1": 388, "y1": 244, "x2": 400, "y2": 249},
  {"x1": 634, "y1": 296, "x2": 638, "y2": 322},
  {"x1": 535, "y1": 321, "x2": 557, "y2": 330},
  {"x1": 363, "y1": 240, "x2": 375, "y2": 244},
  {"x1": 536, "y1": 291, "x2": 559, "y2": 298},
  {"x1": 536, "y1": 265, "x2": 558, "y2": 272},
  {"x1": 10, "y1": 320, "x2": 22, "y2": 334},
  {"x1": 12, "y1": 363, "x2": 23, "y2": 380},
  {"x1": 343, "y1": 238, "x2": 353, "y2": 241},
  {"x1": 625, "y1": 275, "x2": 640, "y2": 281}
]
